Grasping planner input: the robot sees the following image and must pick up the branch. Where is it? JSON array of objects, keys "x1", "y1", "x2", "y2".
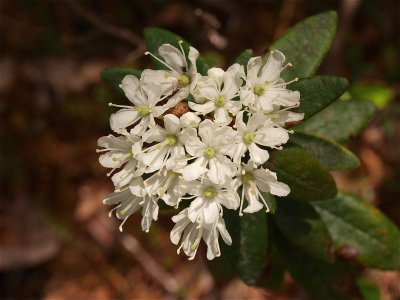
[{"x1": 63, "y1": 0, "x2": 145, "y2": 51}]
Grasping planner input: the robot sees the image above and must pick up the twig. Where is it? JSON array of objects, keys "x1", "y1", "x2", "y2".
[
  {"x1": 119, "y1": 233, "x2": 181, "y2": 296},
  {"x1": 63, "y1": 0, "x2": 145, "y2": 53}
]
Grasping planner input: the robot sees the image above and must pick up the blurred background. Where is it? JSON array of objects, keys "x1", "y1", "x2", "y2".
[{"x1": 0, "y1": 0, "x2": 399, "y2": 299}]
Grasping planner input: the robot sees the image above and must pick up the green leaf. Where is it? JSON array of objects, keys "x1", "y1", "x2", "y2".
[
  {"x1": 274, "y1": 197, "x2": 333, "y2": 262},
  {"x1": 268, "y1": 147, "x2": 337, "y2": 202},
  {"x1": 356, "y1": 279, "x2": 381, "y2": 300},
  {"x1": 234, "y1": 49, "x2": 253, "y2": 67},
  {"x1": 294, "y1": 99, "x2": 377, "y2": 143},
  {"x1": 312, "y1": 192, "x2": 400, "y2": 269},
  {"x1": 271, "y1": 11, "x2": 337, "y2": 80},
  {"x1": 223, "y1": 209, "x2": 268, "y2": 285},
  {"x1": 255, "y1": 244, "x2": 285, "y2": 290},
  {"x1": 290, "y1": 76, "x2": 349, "y2": 119},
  {"x1": 101, "y1": 67, "x2": 142, "y2": 90},
  {"x1": 143, "y1": 27, "x2": 210, "y2": 75},
  {"x1": 276, "y1": 233, "x2": 351, "y2": 300},
  {"x1": 288, "y1": 131, "x2": 360, "y2": 170}
]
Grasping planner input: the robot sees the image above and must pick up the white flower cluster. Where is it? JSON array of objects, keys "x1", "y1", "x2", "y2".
[{"x1": 97, "y1": 41, "x2": 303, "y2": 260}]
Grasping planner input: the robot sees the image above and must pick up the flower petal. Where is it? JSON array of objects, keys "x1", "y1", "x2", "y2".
[
  {"x1": 181, "y1": 156, "x2": 208, "y2": 181},
  {"x1": 260, "y1": 50, "x2": 285, "y2": 83},
  {"x1": 110, "y1": 109, "x2": 140, "y2": 133},
  {"x1": 158, "y1": 44, "x2": 186, "y2": 73}
]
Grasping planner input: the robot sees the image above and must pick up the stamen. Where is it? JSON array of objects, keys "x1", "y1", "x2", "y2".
[
  {"x1": 119, "y1": 217, "x2": 129, "y2": 232},
  {"x1": 108, "y1": 103, "x2": 133, "y2": 109},
  {"x1": 239, "y1": 185, "x2": 245, "y2": 216},
  {"x1": 272, "y1": 77, "x2": 299, "y2": 88},
  {"x1": 145, "y1": 51, "x2": 176, "y2": 72},
  {"x1": 281, "y1": 62, "x2": 293, "y2": 71},
  {"x1": 177, "y1": 40, "x2": 188, "y2": 68}
]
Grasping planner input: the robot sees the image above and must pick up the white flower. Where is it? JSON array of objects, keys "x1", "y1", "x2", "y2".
[
  {"x1": 236, "y1": 161, "x2": 290, "y2": 215},
  {"x1": 140, "y1": 114, "x2": 196, "y2": 173},
  {"x1": 97, "y1": 134, "x2": 145, "y2": 188},
  {"x1": 179, "y1": 120, "x2": 237, "y2": 184},
  {"x1": 181, "y1": 176, "x2": 240, "y2": 227},
  {"x1": 104, "y1": 179, "x2": 159, "y2": 233},
  {"x1": 190, "y1": 64, "x2": 244, "y2": 125},
  {"x1": 109, "y1": 75, "x2": 172, "y2": 135},
  {"x1": 142, "y1": 42, "x2": 200, "y2": 106},
  {"x1": 144, "y1": 169, "x2": 188, "y2": 208},
  {"x1": 232, "y1": 111, "x2": 289, "y2": 165},
  {"x1": 240, "y1": 51, "x2": 300, "y2": 113},
  {"x1": 180, "y1": 111, "x2": 201, "y2": 128},
  {"x1": 170, "y1": 209, "x2": 232, "y2": 260}
]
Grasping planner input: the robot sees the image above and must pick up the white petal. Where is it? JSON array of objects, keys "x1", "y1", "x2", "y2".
[
  {"x1": 129, "y1": 177, "x2": 146, "y2": 197},
  {"x1": 188, "y1": 46, "x2": 199, "y2": 75},
  {"x1": 202, "y1": 201, "x2": 220, "y2": 228},
  {"x1": 110, "y1": 109, "x2": 140, "y2": 132},
  {"x1": 216, "y1": 190, "x2": 239, "y2": 210},
  {"x1": 142, "y1": 126, "x2": 167, "y2": 143},
  {"x1": 142, "y1": 147, "x2": 169, "y2": 172},
  {"x1": 214, "y1": 107, "x2": 231, "y2": 126},
  {"x1": 217, "y1": 218, "x2": 232, "y2": 245},
  {"x1": 240, "y1": 89, "x2": 256, "y2": 107},
  {"x1": 184, "y1": 137, "x2": 204, "y2": 156},
  {"x1": 188, "y1": 196, "x2": 206, "y2": 222},
  {"x1": 222, "y1": 63, "x2": 243, "y2": 100},
  {"x1": 243, "y1": 185, "x2": 263, "y2": 213},
  {"x1": 181, "y1": 157, "x2": 208, "y2": 181},
  {"x1": 141, "y1": 69, "x2": 177, "y2": 95},
  {"x1": 260, "y1": 51, "x2": 285, "y2": 83},
  {"x1": 99, "y1": 151, "x2": 125, "y2": 168},
  {"x1": 189, "y1": 101, "x2": 216, "y2": 115},
  {"x1": 158, "y1": 44, "x2": 186, "y2": 73},
  {"x1": 163, "y1": 114, "x2": 181, "y2": 134},
  {"x1": 120, "y1": 75, "x2": 145, "y2": 105},
  {"x1": 248, "y1": 143, "x2": 270, "y2": 165},
  {"x1": 246, "y1": 56, "x2": 262, "y2": 84},
  {"x1": 207, "y1": 156, "x2": 236, "y2": 185},
  {"x1": 207, "y1": 67, "x2": 225, "y2": 85},
  {"x1": 255, "y1": 127, "x2": 289, "y2": 147},
  {"x1": 267, "y1": 89, "x2": 300, "y2": 107}
]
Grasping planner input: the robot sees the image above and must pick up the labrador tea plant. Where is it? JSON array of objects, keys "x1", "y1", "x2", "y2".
[{"x1": 98, "y1": 11, "x2": 400, "y2": 299}]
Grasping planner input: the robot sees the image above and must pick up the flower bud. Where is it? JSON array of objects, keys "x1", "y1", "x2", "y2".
[{"x1": 180, "y1": 112, "x2": 201, "y2": 128}]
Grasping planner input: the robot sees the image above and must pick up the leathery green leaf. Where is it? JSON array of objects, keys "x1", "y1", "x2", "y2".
[
  {"x1": 288, "y1": 131, "x2": 360, "y2": 170},
  {"x1": 290, "y1": 76, "x2": 349, "y2": 119},
  {"x1": 271, "y1": 11, "x2": 337, "y2": 80},
  {"x1": 268, "y1": 147, "x2": 337, "y2": 202},
  {"x1": 275, "y1": 197, "x2": 333, "y2": 262},
  {"x1": 223, "y1": 208, "x2": 268, "y2": 285},
  {"x1": 294, "y1": 99, "x2": 377, "y2": 143},
  {"x1": 312, "y1": 192, "x2": 400, "y2": 269}
]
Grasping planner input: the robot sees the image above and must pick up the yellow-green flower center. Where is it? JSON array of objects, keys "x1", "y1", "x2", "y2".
[
  {"x1": 203, "y1": 187, "x2": 217, "y2": 198},
  {"x1": 215, "y1": 95, "x2": 226, "y2": 107},
  {"x1": 135, "y1": 106, "x2": 150, "y2": 116},
  {"x1": 242, "y1": 173, "x2": 254, "y2": 184},
  {"x1": 254, "y1": 84, "x2": 265, "y2": 96},
  {"x1": 243, "y1": 133, "x2": 256, "y2": 144},
  {"x1": 165, "y1": 135, "x2": 177, "y2": 145},
  {"x1": 178, "y1": 75, "x2": 190, "y2": 86},
  {"x1": 204, "y1": 147, "x2": 215, "y2": 158}
]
